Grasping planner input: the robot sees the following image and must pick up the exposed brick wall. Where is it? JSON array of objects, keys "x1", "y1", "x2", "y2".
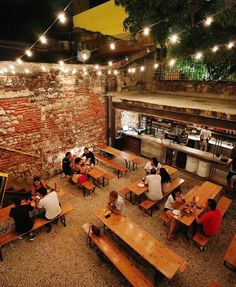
[{"x1": 0, "y1": 63, "x2": 108, "y2": 178}]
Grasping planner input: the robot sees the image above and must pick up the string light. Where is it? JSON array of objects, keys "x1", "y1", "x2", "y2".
[
  {"x1": 125, "y1": 56, "x2": 129, "y2": 61},
  {"x1": 114, "y1": 70, "x2": 118, "y2": 75},
  {"x1": 16, "y1": 58, "x2": 23, "y2": 64},
  {"x1": 195, "y1": 52, "x2": 203, "y2": 60},
  {"x1": 146, "y1": 48, "x2": 150, "y2": 53},
  {"x1": 128, "y1": 68, "x2": 132, "y2": 73},
  {"x1": 39, "y1": 35, "x2": 47, "y2": 44},
  {"x1": 83, "y1": 70, "x2": 88, "y2": 75},
  {"x1": 25, "y1": 49, "x2": 32, "y2": 57},
  {"x1": 95, "y1": 64, "x2": 100, "y2": 70},
  {"x1": 59, "y1": 60, "x2": 64, "y2": 66},
  {"x1": 25, "y1": 68, "x2": 30, "y2": 74},
  {"x1": 9, "y1": 65, "x2": 15, "y2": 70},
  {"x1": 41, "y1": 66, "x2": 46, "y2": 71},
  {"x1": 3, "y1": 68, "x2": 8, "y2": 73},
  {"x1": 82, "y1": 67, "x2": 87, "y2": 72},
  {"x1": 58, "y1": 12, "x2": 66, "y2": 23},
  {"x1": 140, "y1": 66, "x2": 145, "y2": 72},
  {"x1": 212, "y1": 45, "x2": 219, "y2": 52},
  {"x1": 108, "y1": 61, "x2": 113, "y2": 66},
  {"x1": 227, "y1": 42, "x2": 234, "y2": 49},
  {"x1": 97, "y1": 70, "x2": 102, "y2": 76},
  {"x1": 81, "y1": 52, "x2": 89, "y2": 61},
  {"x1": 170, "y1": 34, "x2": 179, "y2": 44},
  {"x1": 168, "y1": 59, "x2": 176, "y2": 67},
  {"x1": 110, "y1": 43, "x2": 116, "y2": 50},
  {"x1": 12, "y1": 70, "x2": 16, "y2": 75},
  {"x1": 154, "y1": 63, "x2": 159, "y2": 69},
  {"x1": 72, "y1": 68, "x2": 77, "y2": 74},
  {"x1": 143, "y1": 27, "x2": 150, "y2": 36},
  {"x1": 108, "y1": 70, "x2": 112, "y2": 75},
  {"x1": 131, "y1": 67, "x2": 136, "y2": 74},
  {"x1": 204, "y1": 16, "x2": 213, "y2": 26}
]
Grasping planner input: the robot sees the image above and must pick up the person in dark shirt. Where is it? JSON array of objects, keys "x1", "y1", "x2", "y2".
[
  {"x1": 82, "y1": 147, "x2": 95, "y2": 165},
  {"x1": 176, "y1": 127, "x2": 189, "y2": 145},
  {"x1": 62, "y1": 151, "x2": 73, "y2": 176},
  {"x1": 226, "y1": 143, "x2": 236, "y2": 189},
  {"x1": 9, "y1": 198, "x2": 35, "y2": 240}
]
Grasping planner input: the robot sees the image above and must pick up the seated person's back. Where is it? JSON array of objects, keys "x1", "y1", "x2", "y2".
[
  {"x1": 9, "y1": 198, "x2": 35, "y2": 234},
  {"x1": 62, "y1": 151, "x2": 73, "y2": 175},
  {"x1": 38, "y1": 188, "x2": 61, "y2": 220},
  {"x1": 145, "y1": 168, "x2": 163, "y2": 201},
  {"x1": 159, "y1": 168, "x2": 171, "y2": 194}
]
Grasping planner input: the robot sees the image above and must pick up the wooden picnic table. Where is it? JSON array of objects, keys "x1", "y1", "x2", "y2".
[
  {"x1": 173, "y1": 181, "x2": 222, "y2": 227},
  {"x1": 97, "y1": 144, "x2": 138, "y2": 162},
  {"x1": 93, "y1": 208, "x2": 187, "y2": 280},
  {"x1": 127, "y1": 165, "x2": 177, "y2": 197},
  {"x1": 88, "y1": 166, "x2": 107, "y2": 186}
]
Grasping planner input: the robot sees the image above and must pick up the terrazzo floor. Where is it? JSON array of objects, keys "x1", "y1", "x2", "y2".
[{"x1": 0, "y1": 157, "x2": 236, "y2": 287}]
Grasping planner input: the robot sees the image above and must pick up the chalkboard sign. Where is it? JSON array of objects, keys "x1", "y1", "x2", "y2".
[{"x1": 0, "y1": 172, "x2": 8, "y2": 208}]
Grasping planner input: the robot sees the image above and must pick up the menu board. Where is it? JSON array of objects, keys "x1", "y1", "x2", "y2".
[{"x1": 0, "y1": 172, "x2": 8, "y2": 208}]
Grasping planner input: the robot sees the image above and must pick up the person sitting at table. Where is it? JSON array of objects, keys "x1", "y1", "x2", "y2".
[
  {"x1": 108, "y1": 191, "x2": 125, "y2": 215},
  {"x1": 37, "y1": 187, "x2": 61, "y2": 233},
  {"x1": 193, "y1": 198, "x2": 222, "y2": 237},
  {"x1": 144, "y1": 157, "x2": 161, "y2": 175},
  {"x1": 62, "y1": 151, "x2": 73, "y2": 177},
  {"x1": 82, "y1": 147, "x2": 95, "y2": 165},
  {"x1": 31, "y1": 176, "x2": 47, "y2": 197},
  {"x1": 9, "y1": 198, "x2": 36, "y2": 241},
  {"x1": 159, "y1": 168, "x2": 171, "y2": 194},
  {"x1": 73, "y1": 157, "x2": 87, "y2": 174},
  {"x1": 145, "y1": 168, "x2": 163, "y2": 201},
  {"x1": 164, "y1": 188, "x2": 186, "y2": 240}
]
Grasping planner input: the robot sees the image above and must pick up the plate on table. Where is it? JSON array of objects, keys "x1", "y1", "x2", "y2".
[
  {"x1": 138, "y1": 183, "x2": 144, "y2": 188},
  {"x1": 182, "y1": 207, "x2": 193, "y2": 216},
  {"x1": 172, "y1": 209, "x2": 181, "y2": 216}
]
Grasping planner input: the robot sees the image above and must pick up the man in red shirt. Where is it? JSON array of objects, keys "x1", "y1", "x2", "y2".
[{"x1": 193, "y1": 198, "x2": 222, "y2": 237}]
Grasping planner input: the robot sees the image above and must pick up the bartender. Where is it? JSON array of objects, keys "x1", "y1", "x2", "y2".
[
  {"x1": 176, "y1": 127, "x2": 188, "y2": 168},
  {"x1": 200, "y1": 126, "x2": 212, "y2": 151}
]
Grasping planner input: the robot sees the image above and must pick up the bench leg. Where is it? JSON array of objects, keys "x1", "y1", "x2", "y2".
[
  {"x1": 0, "y1": 246, "x2": 3, "y2": 261},
  {"x1": 60, "y1": 215, "x2": 66, "y2": 227},
  {"x1": 117, "y1": 170, "x2": 120, "y2": 178},
  {"x1": 154, "y1": 269, "x2": 163, "y2": 285},
  {"x1": 83, "y1": 187, "x2": 86, "y2": 197}
]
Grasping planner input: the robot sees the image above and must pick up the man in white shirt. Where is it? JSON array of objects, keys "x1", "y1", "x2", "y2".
[
  {"x1": 145, "y1": 168, "x2": 163, "y2": 201},
  {"x1": 37, "y1": 187, "x2": 61, "y2": 232},
  {"x1": 200, "y1": 126, "x2": 212, "y2": 151}
]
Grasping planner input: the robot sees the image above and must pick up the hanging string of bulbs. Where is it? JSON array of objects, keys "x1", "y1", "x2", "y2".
[{"x1": 0, "y1": 0, "x2": 235, "y2": 77}]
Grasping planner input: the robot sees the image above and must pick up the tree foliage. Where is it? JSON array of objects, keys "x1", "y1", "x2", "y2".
[{"x1": 115, "y1": 0, "x2": 236, "y2": 80}]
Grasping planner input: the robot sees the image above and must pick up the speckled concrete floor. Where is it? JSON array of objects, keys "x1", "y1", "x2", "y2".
[{"x1": 0, "y1": 158, "x2": 236, "y2": 287}]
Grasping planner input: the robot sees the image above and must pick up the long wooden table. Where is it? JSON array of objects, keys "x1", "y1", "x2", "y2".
[
  {"x1": 97, "y1": 144, "x2": 139, "y2": 170},
  {"x1": 93, "y1": 208, "x2": 187, "y2": 280},
  {"x1": 173, "y1": 181, "x2": 222, "y2": 227},
  {"x1": 88, "y1": 166, "x2": 107, "y2": 187}
]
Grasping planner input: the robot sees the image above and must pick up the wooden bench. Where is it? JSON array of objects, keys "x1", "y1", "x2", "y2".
[
  {"x1": 82, "y1": 223, "x2": 154, "y2": 287},
  {"x1": 224, "y1": 234, "x2": 236, "y2": 270},
  {"x1": 140, "y1": 178, "x2": 185, "y2": 216},
  {"x1": 81, "y1": 181, "x2": 96, "y2": 197},
  {"x1": 193, "y1": 196, "x2": 232, "y2": 251},
  {"x1": 119, "y1": 187, "x2": 132, "y2": 201},
  {"x1": 131, "y1": 158, "x2": 142, "y2": 171},
  {"x1": 102, "y1": 173, "x2": 114, "y2": 186},
  {"x1": 0, "y1": 203, "x2": 74, "y2": 261},
  {"x1": 94, "y1": 152, "x2": 128, "y2": 178},
  {"x1": 217, "y1": 196, "x2": 232, "y2": 217}
]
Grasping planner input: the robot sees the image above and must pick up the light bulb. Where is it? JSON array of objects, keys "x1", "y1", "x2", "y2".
[
  {"x1": 143, "y1": 27, "x2": 150, "y2": 36},
  {"x1": 39, "y1": 35, "x2": 47, "y2": 44},
  {"x1": 72, "y1": 68, "x2": 77, "y2": 74},
  {"x1": 195, "y1": 52, "x2": 203, "y2": 60},
  {"x1": 58, "y1": 13, "x2": 66, "y2": 23},
  {"x1": 125, "y1": 56, "x2": 129, "y2": 61},
  {"x1": 83, "y1": 70, "x2": 88, "y2": 75},
  {"x1": 97, "y1": 70, "x2": 102, "y2": 76},
  {"x1": 16, "y1": 58, "x2": 23, "y2": 64},
  {"x1": 212, "y1": 46, "x2": 219, "y2": 53},
  {"x1": 108, "y1": 70, "x2": 112, "y2": 75},
  {"x1": 108, "y1": 61, "x2": 113, "y2": 66},
  {"x1": 168, "y1": 59, "x2": 176, "y2": 67},
  {"x1": 82, "y1": 67, "x2": 87, "y2": 72},
  {"x1": 227, "y1": 42, "x2": 234, "y2": 49},
  {"x1": 204, "y1": 16, "x2": 213, "y2": 26},
  {"x1": 140, "y1": 66, "x2": 145, "y2": 72},
  {"x1": 9, "y1": 65, "x2": 15, "y2": 70},
  {"x1": 25, "y1": 49, "x2": 32, "y2": 57},
  {"x1": 82, "y1": 53, "x2": 88, "y2": 61},
  {"x1": 154, "y1": 63, "x2": 159, "y2": 69},
  {"x1": 59, "y1": 60, "x2": 64, "y2": 66},
  {"x1": 146, "y1": 48, "x2": 150, "y2": 53},
  {"x1": 95, "y1": 64, "x2": 99, "y2": 70},
  {"x1": 170, "y1": 34, "x2": 178, "y2": 44},
  {"x1": 12, "y1": 70, "x2": 16, "y2": 75},
  {"x1": 128, "y1": 68, "x2": 132, "y2": 73},
  {"x1": 110, "y1": 43, "x2": 115, "y2": 50},
  {"x1": 25, "y1": 68, "x2": 30, "y2": 74},
  {"x1": 114, "y1": 70, "x2": 118, "y2": 75},
  {"x1": 131, "y1": 67, "x2": 136, "y2": 74},
  {"x1": 41, "y1": 66, "x2": 46, "y2": 71}
]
